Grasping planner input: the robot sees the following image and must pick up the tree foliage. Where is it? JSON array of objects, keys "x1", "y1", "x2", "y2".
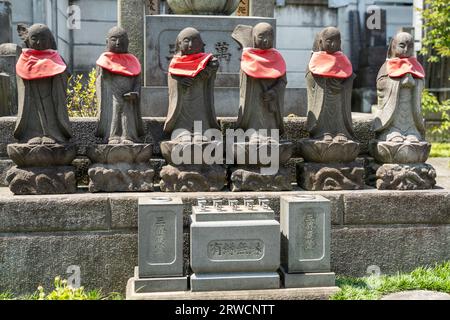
[{"x1": 420, "y1": 0, "x2": 450, "y2": 62}]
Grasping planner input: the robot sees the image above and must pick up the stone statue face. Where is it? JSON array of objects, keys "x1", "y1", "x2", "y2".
[
  {"x1": 391, "y1": 32, "x2": 414, "y2": 58},
  {"x1": 319, "y1": 27, "x2": 341, "y2": 54},
  {"x1": 28, "y1": 24, "x2": 53, "y2": 51},
  {"x1": 253, "y1": 23, "x2": 274, "y2": 50},
  {"x1": 176, "y1": 27, "x2": 205, "y2": 55},
  {"x1": 106, "y1": 27, "x2": 129, "y2": 54}
]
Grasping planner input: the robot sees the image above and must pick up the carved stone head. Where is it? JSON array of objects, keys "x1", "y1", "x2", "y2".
[
  {"x1": 252, "y1": 22, "x2": 274, "y2": 50},
  {"x1": 389, "y1": 32, "x2": 414, "y2": 59},
  {"x1": 318, "y1": 27, "x2": 341, "y2": 54},
  {"x1": 27, "y1": 24, "x2": 55, "y2": 51},
  {"x1": 106, "y1": 26, "x2": 129, "y2": 54},
  {"x1": 176, "y1": 27, "x2": 205, "y2": 56}
]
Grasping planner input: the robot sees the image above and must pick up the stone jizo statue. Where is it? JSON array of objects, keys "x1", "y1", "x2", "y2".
[
  {"x1": 373, "y1": 32, "x2": 426, "y2": 143},
  {"x1": 164, "y1": 27, "x2": 220, "y2": 138},
  {"x1": 14, "y1": 23, "x2": 72, "y2": 145},
  {"x1": 96, "y1": 26, "x2": 144, "y2": 144},
  {"x1": 306, "y1": 27, "x2": 355, "y2": 143},
  {"x1": 232, "y1": 22, "x2": 287, "y2": 139}
]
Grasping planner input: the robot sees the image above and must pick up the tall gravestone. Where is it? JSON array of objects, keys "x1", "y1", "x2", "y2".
[{"x1": 0, "y1": 0, "x2": 12, "y2": 44}]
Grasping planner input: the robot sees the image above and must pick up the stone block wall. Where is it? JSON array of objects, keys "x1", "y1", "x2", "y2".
[{"x1": 0, "y1": 189, "x2": 449, "y2": 295}]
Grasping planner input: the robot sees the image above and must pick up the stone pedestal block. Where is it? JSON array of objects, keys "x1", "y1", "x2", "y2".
[
  {"x1": 280, "y1": 195, "x2": 331, "y2": 273},
  {"x1": 6, "y1": 166, "x2": 76, "y2": 195},
  {"x1": 138, "y1": 197, "x2": 184, "y2": 278},
  {"x1": 375, "y1": 163, "x2": 436, "y2": 190},
  {"x1": 6, "y1": 143, "x2": 77, "y2": 195},
  {"x1": 297, "y1": 160, "x2": 365, "y2": 191},
  {"x1": 88, "y1": 164, "x2": 154, "y2": 193},
  {"x1": 280, "y1": 195, "x2": 335, "y2": 288},
  {"x1": 299, "y1": 139, "x2": 360, "y2": 163},
  {"x1": 86, "y1": 144, "x2": 155, "y2": 192},
  {"x1": 190, "y1": 204, "x2": 280, "y2": 291},
  {"x1": 280, "y1": 268, "x2": 336, "y2": 289},
  {"x1": 159, "y1": 164, "x2": 226, "y2": 192},
  {"x1": 230, "y1": 166, "x2": 293, "y2": 192},
  {"x1": 127, "y1": 267, "x2": 188, "y2": 294}
]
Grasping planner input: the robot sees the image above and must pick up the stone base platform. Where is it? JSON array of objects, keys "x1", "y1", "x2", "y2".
[
  {"x1": 190, "y1": 272, "x2": 280, "y2": 292},
  {"x1": 1, "y1": 188, "x2": 450, "y2": 296},
  {"x1": 88, "y1": 164, "x2": 155, "y2": 193},
  {"x1": 375, "y1": 163, "x2": 436, "y2": 190},
  {"x1": 280, "y1": 268, "x2": 336, "y2": 288},
  {"x1": 126, "y1": 284, "x2": 340, "y2": 300},
  {"x1": 160, "y1": 164, "x2": 227, "y2": 192},
  {"x1": 127, "y1": 267, "x2": 188, "y2": 294},
  {"x1": 297, "y1": 160, "x2": 365, "y2": 191},
  {"x1": 6, "y1": 166, "x2": 76, "y2": 195},
  {"x1": 229, "y1": 166, "x2": 293, "y2": 192}
]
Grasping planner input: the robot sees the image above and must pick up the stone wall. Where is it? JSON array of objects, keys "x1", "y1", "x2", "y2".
[{"x1": 1, "y1": 189, "x2": 449, "y2": 295}]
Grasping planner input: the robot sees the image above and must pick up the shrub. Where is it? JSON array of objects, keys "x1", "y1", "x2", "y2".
[{"x1": 67, "y1": 68, "x2": 98, "y2": 117}]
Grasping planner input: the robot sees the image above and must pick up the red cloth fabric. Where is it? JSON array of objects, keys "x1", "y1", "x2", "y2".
[
  {"x1": 309, "y1": 51, "x2": 353, "y2": 79},
  {"x1": 241, "y1": 48, "x2": 286, "y2": 79},
  {"x1": 169, "y1": 53, "x2": 213, "y2": 78},
  {"x1": 386, "y1": 57, "x2": 425, "y2": 79},
  {"x1": 96, "y1": 52, "x2": 141, "y2": 77},
  {"x1": 16, "y1": 48, "x2": 67, "y2": 80}
]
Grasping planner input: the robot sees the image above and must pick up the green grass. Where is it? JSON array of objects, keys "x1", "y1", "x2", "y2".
[
  {"x1": 331, "y1": 262, "x2": 450, "y2": 300},
  {"x1": 430, "y1": 143, "x2": 450, "y2": 158}
]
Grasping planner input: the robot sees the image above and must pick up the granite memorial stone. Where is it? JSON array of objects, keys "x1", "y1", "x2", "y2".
[
  {"x1": 126, "y1": 197, "x2": 188, "y2": 294},
  {"x1": 87, "y1": 27, "x2": 154, "y2": 193},
  {"x1": 280, "y1": 195, "x2": 335, "y2": 288},
  {"x1": 6, "y1": 24, "x2": 76, "y2": 195},
  {"x1": 190, "y1": 199, "x2": 280, "y2": 291},
  {"x1": 370, "y1": 32, "x2": 436, "y2": 190},
  {"x1": 298, "y1": 27, "x2": 365, "y2": 191},
  {"x1": 0, "y1": 43, "x2": 20, "y2": 116}
]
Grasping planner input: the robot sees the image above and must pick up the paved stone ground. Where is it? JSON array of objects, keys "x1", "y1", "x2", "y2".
[
  {"x1": 428, "y1": 157, "x2": 450, "y2": 189},
  {"x1": 381, "y1": 290, "x2": 450, "y2": 300}
]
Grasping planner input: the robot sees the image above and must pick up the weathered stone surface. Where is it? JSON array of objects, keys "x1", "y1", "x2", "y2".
[
  {"x1": 369, "y1": 140, "x2": 431, "y2": 164},
  {"x1": 280, "y1": 195, "x2": 331, "y2": 273},
  {"x1": 166, "y1": 0, "x2": 240, "y2": 15},
  {"x1": 0, "y1": 233, "x2": 137, "y2": 295},
  {"x1": 72, "y1": 156, "x2": 91, "y2": 186},
  {"x1": 0, "y1": 157, "x2": 12, "y2": 186},
  {"x1": 0, "y1": 43, "x2": 20, "y2": 116},
  {"x1": 7, "y1": 144, "x2": 76, "y2": 167},
  {"x1": 375, "y1": 163, "x2": 436, "y2": 190},
  {"x1": 160, "y1": 164, "x2": 226, "y2": 192},
  {"x1": 190, "y1": 272, "x2": 280, "y2": 292},
  {"x1": 88, "y1": 164, "x2": 155, "y2": 192},
  {"x1": 331, "y1": 226, "x2": 450, "y2": 277},
  {"x1": 299, "y1": 139, "x2": 360, "y2": 163},
  {"x1": 343, "y1": 190, "x2": 450, "y2": 225},
  {"x1": 138, "y1": 197, "x2": 184, "y2": 278},
  {"x1": 230, "y1": 166, "x2": 293, "y2": 192},
  {"x1": 86, "y1": 144, "x2": 152, "y2": 164},
  {"x1": 233, "y1": 141, "x2": 293, "y2": 166},
  {"x1": 381, "y1": 290, "x2": 450, "y2": 300},
  {"x1": 0, "y1": 0, "x2": 12, "y2": 44},
  {"x1": 6, "y1": 166, "x2": 76, "y2": 195},
  {"x1": 250, "y1": 0, "x2": 274, "y2": 17},
  {"x1": 297, "y1": 161, "x2": 365, "y2": 191},
  {"x1": 0, "y1": 195, "x2": 109, "y2": 233}
]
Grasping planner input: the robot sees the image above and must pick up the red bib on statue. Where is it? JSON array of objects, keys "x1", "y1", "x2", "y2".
[
  {"x1": 386, "y1": 57, "x2": 425, "y2": 79},
  {"x1": 169, "y1": 53, "x2": 213, "y2": 78},
  {"x1": 96, "y1": 52, "x2": 141, "y2": 77},
  {"x1": 16, "y1": 49, "x2": 67, "y2": 80},
  {"x1": 241, "y1": 48, "x2": 286, "y2": 79},
  {"x1": 309, "y1": 51, "x2": 353, "y2": 79}
]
